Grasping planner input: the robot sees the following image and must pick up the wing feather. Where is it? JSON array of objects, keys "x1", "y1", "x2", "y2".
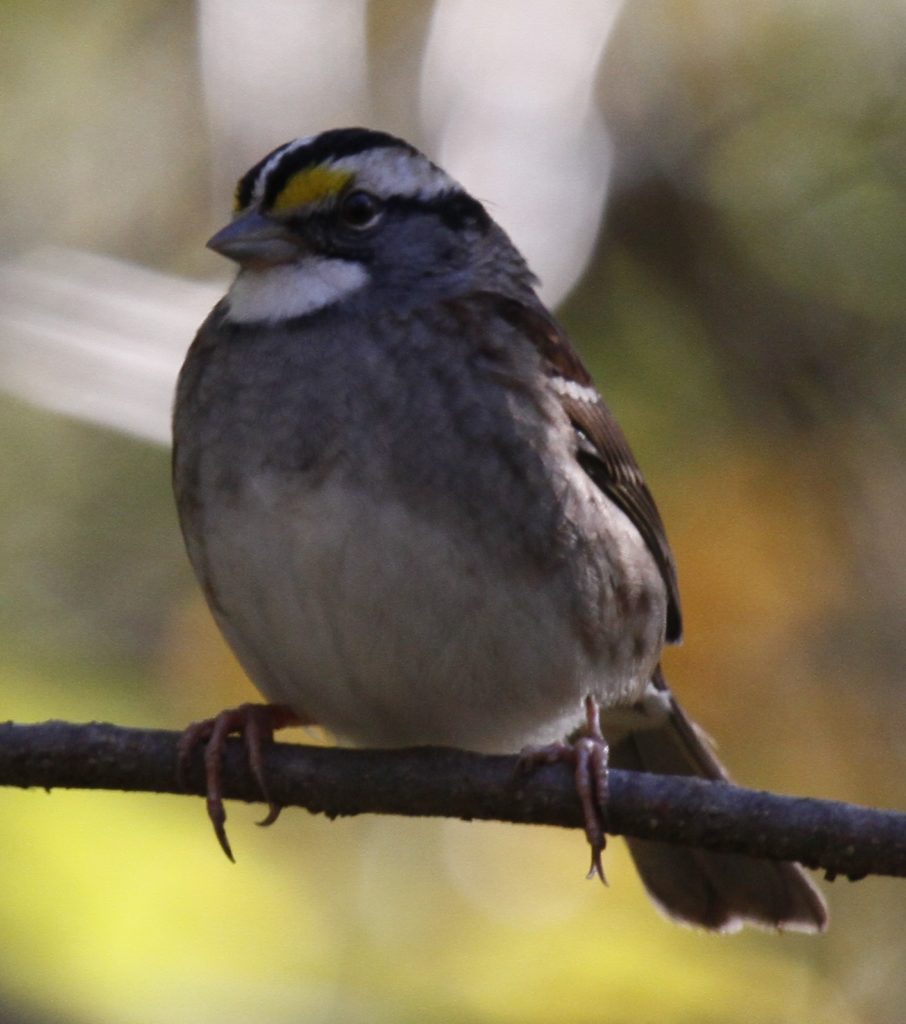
[{"x1": 493, "y1": 295, "x2": 683, "y2": 642}]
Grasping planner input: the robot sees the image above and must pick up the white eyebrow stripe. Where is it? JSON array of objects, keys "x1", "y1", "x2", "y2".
[
  {"x1": 550, "y1": 376, "x2": 600, "y2": 405},
  {"x1": 327, "y1": 148, "x2": 459, "y2": 201},
  {"x1": 251, "y1": 136, "x2": 316, "y2": 204}
]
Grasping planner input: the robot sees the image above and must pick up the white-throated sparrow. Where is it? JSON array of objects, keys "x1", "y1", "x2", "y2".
[{"x1": 173, "y1": 127, "x2": 827, "y2": 932}]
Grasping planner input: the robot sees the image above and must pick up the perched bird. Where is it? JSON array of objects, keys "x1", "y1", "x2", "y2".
[{"x1": 172, "y1": 127, "x2": 827, "y2": 932}]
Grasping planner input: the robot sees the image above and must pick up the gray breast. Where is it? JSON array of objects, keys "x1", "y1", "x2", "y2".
[{"x1": 173, "y1": 303, "x2": 666, "y2": 749}]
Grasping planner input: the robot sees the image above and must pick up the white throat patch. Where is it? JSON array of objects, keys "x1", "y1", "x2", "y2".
[{"x1": 224, "y1": 257, "x2": 369, "y2": 323}]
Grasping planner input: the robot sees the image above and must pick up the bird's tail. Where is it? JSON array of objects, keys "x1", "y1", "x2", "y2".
[{"x1": 608, "y1": 666, "x2": 828, "y2": 933}]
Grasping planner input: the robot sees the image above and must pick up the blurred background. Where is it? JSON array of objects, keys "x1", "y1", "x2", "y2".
[{"x1": 1, "y1": 1, "x2": 905, "y2": 1021}]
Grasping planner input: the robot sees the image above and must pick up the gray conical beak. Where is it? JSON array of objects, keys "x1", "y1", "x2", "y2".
[{"x1": 207, "y1": 210, "x2": 301, "y2": 266}]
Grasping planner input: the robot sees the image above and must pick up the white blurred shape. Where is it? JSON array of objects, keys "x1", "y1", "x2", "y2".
[
  {"x1": 0, "y1": 248, "x2": 224, "y2": 445},
  {"x1": 439, "y1": 819, "x2": 590, "y2": 924},
  {"x1": 420, "y1": 0, "x2": 624, "y2": 306},
  {"x1": 198, "y1": 0, "x2": 369, "y2": 183}
]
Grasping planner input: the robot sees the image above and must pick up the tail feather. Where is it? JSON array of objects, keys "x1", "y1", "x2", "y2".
[{"x1": 608, "y1": 668, "x2": 828, "y2": 933}]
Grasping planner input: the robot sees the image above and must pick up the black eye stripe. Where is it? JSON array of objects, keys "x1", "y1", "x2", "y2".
[
  {"x1": 391, "y1": 192, "x2": 491, "y2": 232},
  {"x1": 281, "y1": 190, "x2": 491, "y2": 238},
  {"x1": 352, "y1": 193, "x2": 492, "y2": 232}
]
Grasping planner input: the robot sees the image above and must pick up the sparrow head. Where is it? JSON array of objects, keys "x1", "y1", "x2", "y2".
[{"x1": 211, "y1": 127, "x2": 534, "y2": 324}]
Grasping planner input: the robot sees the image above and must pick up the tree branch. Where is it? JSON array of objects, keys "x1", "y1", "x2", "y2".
[{"x1": 0, "y1": 719, "x2": 902, "y2": 880}]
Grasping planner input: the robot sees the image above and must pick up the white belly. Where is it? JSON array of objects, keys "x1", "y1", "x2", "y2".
[{"x1": 198, "y1": 472, "x2": 616, "y2": 751}]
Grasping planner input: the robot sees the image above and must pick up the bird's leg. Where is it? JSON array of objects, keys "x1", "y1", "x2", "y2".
[
  {"x1": 177, "y1": 703, "x2": 307, "y2": 861},
  {"x1": 518, "y1": 695, "x2": 610, "y2": 882}
]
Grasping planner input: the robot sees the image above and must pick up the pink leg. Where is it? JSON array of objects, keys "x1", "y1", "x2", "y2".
[
  {"x1": 177, "y1": 703, "x2": 307, "y2": 861},
  {"x1": 518, "y1": 695, "x2": 610, "y2": 882}
]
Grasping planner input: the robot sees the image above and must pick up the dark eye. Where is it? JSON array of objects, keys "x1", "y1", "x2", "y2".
[{"x1": 339, "y1": 190, "x2": 384, "y2": 230}]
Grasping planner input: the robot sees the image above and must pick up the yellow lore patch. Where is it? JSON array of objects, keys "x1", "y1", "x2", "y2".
[{"x1": 269, "y1": 166, "x2": 353, "y2": 214}]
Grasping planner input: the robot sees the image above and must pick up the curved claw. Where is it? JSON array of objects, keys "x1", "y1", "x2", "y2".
[
  {"x1": 208, "y1": 792, "x2": 235, "y2": 862},
  {"x1": 575, "y1": 735, "x2": 611, "y2": 884},
  {"x1": 518, "y1": 695, "x2": 611, "y2": 885},
  {"x1": 176, "y1": 703, "x2": 304, "y2": 859},
  {"x1": 256, "y1": 804, "x2": 283, "y2": 828},
  {"x1": 242, "y1": 706, "x2": 285, "y2": 828}
]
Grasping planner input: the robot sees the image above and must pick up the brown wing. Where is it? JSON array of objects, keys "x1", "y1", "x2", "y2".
[{"x1": 494, "y1": 295, "x2": 683, "y2": 643}]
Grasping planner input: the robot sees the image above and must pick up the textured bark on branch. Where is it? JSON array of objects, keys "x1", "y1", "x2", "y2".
[{"x1": 0, "y1": 719, "x2": 902, "y2": 881}]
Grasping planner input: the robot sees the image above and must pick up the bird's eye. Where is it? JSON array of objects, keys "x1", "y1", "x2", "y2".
[{"x1": 339, "y1": 190, "x2": 384, "y2": 230}]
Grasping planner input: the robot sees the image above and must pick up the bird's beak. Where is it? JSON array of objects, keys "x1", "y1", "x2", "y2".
[{"x1": 206, "y1": 210, "x2": 301, "y2": 267}]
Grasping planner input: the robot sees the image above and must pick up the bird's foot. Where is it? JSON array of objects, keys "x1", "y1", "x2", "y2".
[
  {"x1": 177, "y1": 702, "x2": 303, "y2": 861},
  {"x1": 518, "y1": 695, "x2": 610, "y2": 882}
]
